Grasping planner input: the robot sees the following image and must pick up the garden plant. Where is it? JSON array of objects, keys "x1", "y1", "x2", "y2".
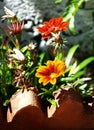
[{"x1": 0, "y1": 1, "x2": 94, "y2": 129}]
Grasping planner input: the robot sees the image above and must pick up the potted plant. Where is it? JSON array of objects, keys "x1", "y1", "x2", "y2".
[{"x1": 0, "y1": 6, "x2": 94, "y2": 130}]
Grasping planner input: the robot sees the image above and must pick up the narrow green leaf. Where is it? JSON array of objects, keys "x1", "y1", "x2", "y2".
[
  {"x1": 60, "y1": 77, "x2": 75, "y2": 82},
  {"x1": 38, "y1": 52, "x2": 46, "y2": 65},
  {"x1": 78, "y1": 84, "x2": 87, "y2": 90},
  {"x1": 47, "y1": 98, "x2": 57, "y2": 107},
  {"x1": 55, "y1": 0, "x2": 63, "y2": 3},
  {"x1": 73, "y1": 57, "x2": 94, "y2": 74},
  {"x1": 63, "y1": 0, "x2": 85, "y2": 34},
  {"x1": 21, "y1": 46, "x2": 28, "y2": 53},
  {"x1": 73, "y1": 78, "x2": 91, "y2": 87},
  {"x1": 56, "y1": 51, "x2": 63, "y2": 60},
  {"x1": 72, "y1": 70, "x2": 86, "y2": 79},
  {"x1": 65, "y1": 44, "x2": 79, "y2": 67},
  {"x1": 68, "y1": 61, "x2": 77, "y2": 76},
  {"x1": 69, "y1": 16, "x2": 76, "y2": 35}
]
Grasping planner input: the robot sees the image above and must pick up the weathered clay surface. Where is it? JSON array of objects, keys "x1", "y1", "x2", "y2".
[
  {"x1": 7, "y1": 88, "x2": 43, "y2": 122},
  {"x1": 47, "y1": 87, "x2": 94, "y2": 130},
  {"x1": 0, "y1": 87, "x2": 94, "y2": 130}
]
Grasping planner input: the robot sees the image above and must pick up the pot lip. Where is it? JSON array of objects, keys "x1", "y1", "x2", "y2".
[
  {"x1": 53, "y1": 86, "x2": 82, "y2": 101},
  {"x1": 11, "y1": 87, "x2": 39, "y2": 99},
  {"x1": 7, "y1": 87, "x2": 45, "y2": 122},
  {"x1": 48, "y1": 86, "x2": 94, "y2": 115},
  {"x1": 8, "y1": 87, "x2": 42, "y2": 110}
]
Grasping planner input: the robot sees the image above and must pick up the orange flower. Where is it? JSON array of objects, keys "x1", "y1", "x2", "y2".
[
  {"x1": 35, "y1": 59, "x2": 66, "y2": 86},
  {"x1": 7, "y1": 20, "x2": 24, "y2": 35},
  {"x1": 37, "y1": 17, "x2": 69, "y2": 39}
]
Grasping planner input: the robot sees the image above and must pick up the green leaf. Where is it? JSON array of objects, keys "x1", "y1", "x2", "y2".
[
  {"x1": 47, "y1": 98, "x2": 57, "y2": 107},
  {"x1": 68, "y1": 61, "x2": 77, "y2": 76},
  {"x1": 55, "y1": 0, "x2": 63, "y2": 3},
  {"x1": 60, "y1": 77, "x2": 75, "y2": 82},
  {"x1": 64, "y1": 65, "x2": 72, "y2": 74},
  {"x1": 72, "y1": 70, "x2": 86, "y2": 79},
  {"x1": 69, "y1": 16, "x2": 76, "y2": 35},
  {"x1": 55, "y1": 51, "x2": 63, "y2": 60},
  {"x1": 73, "y1": 78, "x2": 91, "y2": 87},
  {"x1": 63, "y1": 0, "x2": 85, "y2": 34},
  {"x1": 38, "y1": 52, "x2": 46, "y2": 65},
  {"x1": 41, "y1": 88, "x2": 48, "y2": 92},
  {"x1": 21, "y1": 46, "x2": 28, "y2": 53},
  {"x1": 38, "y1": 52, "x2": 50, "y2": 66},
  {"x1": 73, "y1": 57, "x2": 94, "y2": 74},
  {"x1": 78, "y1": 84, "x2": 87, "y2": 91},
  {"x1": 3, "y1": 99, "x2": 10, "y2": 106},
  {"x1": 65, "y1": 44, "x2": 79, "y2": 67}
]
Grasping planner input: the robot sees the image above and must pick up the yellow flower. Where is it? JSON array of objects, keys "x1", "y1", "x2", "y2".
[{"x1": 35, "y1": 59, "x2": 66, "y2": 86}]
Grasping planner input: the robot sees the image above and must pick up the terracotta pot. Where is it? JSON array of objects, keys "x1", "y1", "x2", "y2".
[
  {"x1": 7, "y1": 87, "x2": 46, "y2": 130},
  {"x1": 83, "y1": 99, "x2": 94, "y2": 129},
  {"x1": 0, "y1": 99, "x2": 9, "y2": 130},
  {"x1": 1, "y1": 86, "x2": 93, "y2": 130},
  {"x1": 0, "y1": 99, "x2": 3, "y2": 126},
  {"x1": 47, "y1": 87, "x2": 94, "y2": 130}
]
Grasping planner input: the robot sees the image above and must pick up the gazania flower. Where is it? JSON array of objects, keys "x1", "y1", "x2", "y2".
[
  {"x1": 37, "y1": 17, "x2": 69, "y2": 39},
  {"x1": 7, "y1": 20, "x2": 24, "y2": 35},
  {"x1": 35, "y1": 59, "x2": 66, "y2": 86}
]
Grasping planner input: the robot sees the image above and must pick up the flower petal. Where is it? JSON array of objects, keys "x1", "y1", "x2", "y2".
[
  {"x1": 37, "y1": 17, "x2": 69, "y2": 39},
  {"x1": 35, "y1": 58, "x2": 66, "y2": 86}
]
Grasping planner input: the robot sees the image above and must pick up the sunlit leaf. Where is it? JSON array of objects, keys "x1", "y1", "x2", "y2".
[
  {"x1": 60, "y1": 77, "x2": 75, "y2": 82},
  {"x1": 21, "y1": 46, "x2": 28, "y2": 53},
  {"x1": 47, "y1": 98, "x2": 57, "y2": 107},
  {"x1": 68, "y1": 61, "x2": 77, "y2": 76},
  {"x1": 73, "y1": 57, "x2": 94, "y2": 74},
  {"x1": 65, "y1": 44, "x2": 79, "y2": 67},
  {"x1": 63, "y1": 0, "x2": 86, "y2": 34},
  {"x1": 73, "y1": 78, "x2": 91, "y2": 87},
  {"x1": 69, "y1": 16, "x2": 76, "y2": 35},
  {"x1": 72, "y1": 70, "x2": 86, "y2": 79},
  {"x1": 54, "y1": 0, "x2": 63, "y2": 3}
]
